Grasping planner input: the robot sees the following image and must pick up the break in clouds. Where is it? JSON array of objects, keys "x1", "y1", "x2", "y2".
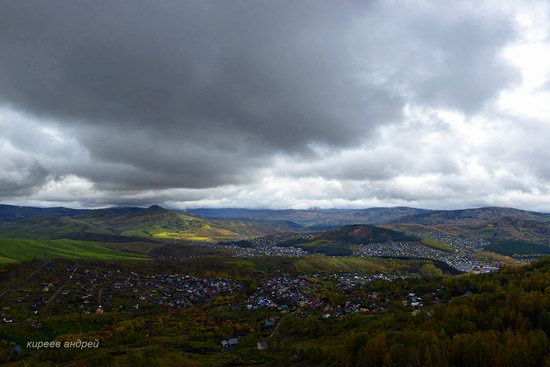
[{"x1": 1, "y1": 0, "x2": 550, "y2": 210}]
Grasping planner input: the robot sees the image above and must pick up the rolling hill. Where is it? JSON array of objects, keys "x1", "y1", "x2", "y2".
[
  {"x1": 186, "y1": 207, "x2": 550, "y2": 247},
  {"x1": 278, "y1": 224, "x2": 420, "y2": 256},
  {"x1": 0, "y1": 204, "x2": 310, "y2": 261},
  {"x1": 194, "y1": 206, "x2": 550, "y2": 255},
  {"x1": 310, "y1": 224, "x2": 420, "y2": 243},
  {"x1": 0, "y1": 204, "x2": 304, "y2": 242},
  {"x1": 188, "y1": 206, "x2": 550, "y2": 251},
  {"x1": 3, "y1": 204, "x2": 550, "y2": 260},
  {"x1": 0, "y1": 205, "x2": 308, "y2": 256}
]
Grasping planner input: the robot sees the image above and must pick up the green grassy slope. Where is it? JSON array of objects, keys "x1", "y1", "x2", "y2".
[
  {"x1": 0, "y1": 255, "x2": 17, "y2": 264},
  {"x1": 100, "y1": 242, "x2": 163, "y2": 254},
  {"x1": 69, "y1": 206, "x2": 241, "y2": 241},
  {"x1": 0, "y1": 234, "x2": 148, "y2": 261},
  {"x1": 420, "y1": 237, "x2": 454, "y2": 252}
]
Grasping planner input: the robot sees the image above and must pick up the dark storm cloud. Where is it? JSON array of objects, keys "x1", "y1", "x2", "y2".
[
  {"x1": 0, "y1": 0, "x2": 404, "y2": 190},
  {"x1": 0, "y1": 0, "x2": 522, "y2": 205}
]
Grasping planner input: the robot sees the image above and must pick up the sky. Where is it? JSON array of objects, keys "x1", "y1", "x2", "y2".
[{"x1": 1, "y1": 0, "x2": 550, "y2": 211}]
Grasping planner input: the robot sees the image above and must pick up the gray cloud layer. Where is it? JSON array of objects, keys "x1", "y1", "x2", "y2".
[
  {"x1": 1, "y1": 0, "x2": 545, "y2": 209},
  {"x1": 0, "y1": 1, "x2": 401, "y2": 188}
]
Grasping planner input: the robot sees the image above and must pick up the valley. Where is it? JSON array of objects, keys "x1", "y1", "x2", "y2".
[{"x1": 1, "y1": 204, "x2": 550, "y2": 366}]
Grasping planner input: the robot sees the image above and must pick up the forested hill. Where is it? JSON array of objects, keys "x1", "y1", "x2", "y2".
[
  {"x1": 275, "y1": 224, "x2": 420, "y2": 256},
  {"x1": 335, "y1": 259, "x2": 550, "y2": 367},
  {"x1": 313, "y1": 224, "x2": 419, "y2": 244}
]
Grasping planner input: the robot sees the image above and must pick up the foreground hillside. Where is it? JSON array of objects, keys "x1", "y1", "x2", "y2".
[
  {"x1": 1, "y1": 256, "x2": 550, "y2": 366},
  {"x1": 0, "y1": 234, "x2": 148, "y2": 263},
  {"x1": 336, "y1": 259, "x2": 550, "y2": 367}
]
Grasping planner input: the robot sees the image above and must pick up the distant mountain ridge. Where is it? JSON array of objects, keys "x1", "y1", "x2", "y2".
[
  {"x1": 390, "y1": 207, "x2": 550, "y2": 224},
  {"x1": 2, "y1": 204, "x2": 550, "y2": 246},
  {"x1": 184, "y1": 207, "x2": 429, "y2": 225},
  {"x1": 385, "y1": 207, "x2": 550, "y2": 246},
  {"x1": 0, "y1": 204, "x2": 86, "y2": 221},
  {"x1": 186, "y1": 206, "x2": 550, "y2": 245}
]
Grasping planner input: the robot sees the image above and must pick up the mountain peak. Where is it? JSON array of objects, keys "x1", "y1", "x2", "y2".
[{"x1": 147, "y1": 205, "x2": 165, "y2": 211}]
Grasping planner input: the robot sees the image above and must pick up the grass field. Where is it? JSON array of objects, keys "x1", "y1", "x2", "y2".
[
  {"x1": 146, "y1": 223, "x2": 239, "y2": 242},
  {"x1": 420, "y1": 237, "x2": 454, "y2": 252},
  {"x1": 0, "y1": 255, "x2": 17, "y2": 264},
  {"x1": 475, "y1": 251, "x2": 520, "y2": 266},
  {"x1": 100, "y1": 241, "x2": 163, "y2": 254},
  {"x1": 0, "y1": 234, "x2": 149, "y2": 262}
]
